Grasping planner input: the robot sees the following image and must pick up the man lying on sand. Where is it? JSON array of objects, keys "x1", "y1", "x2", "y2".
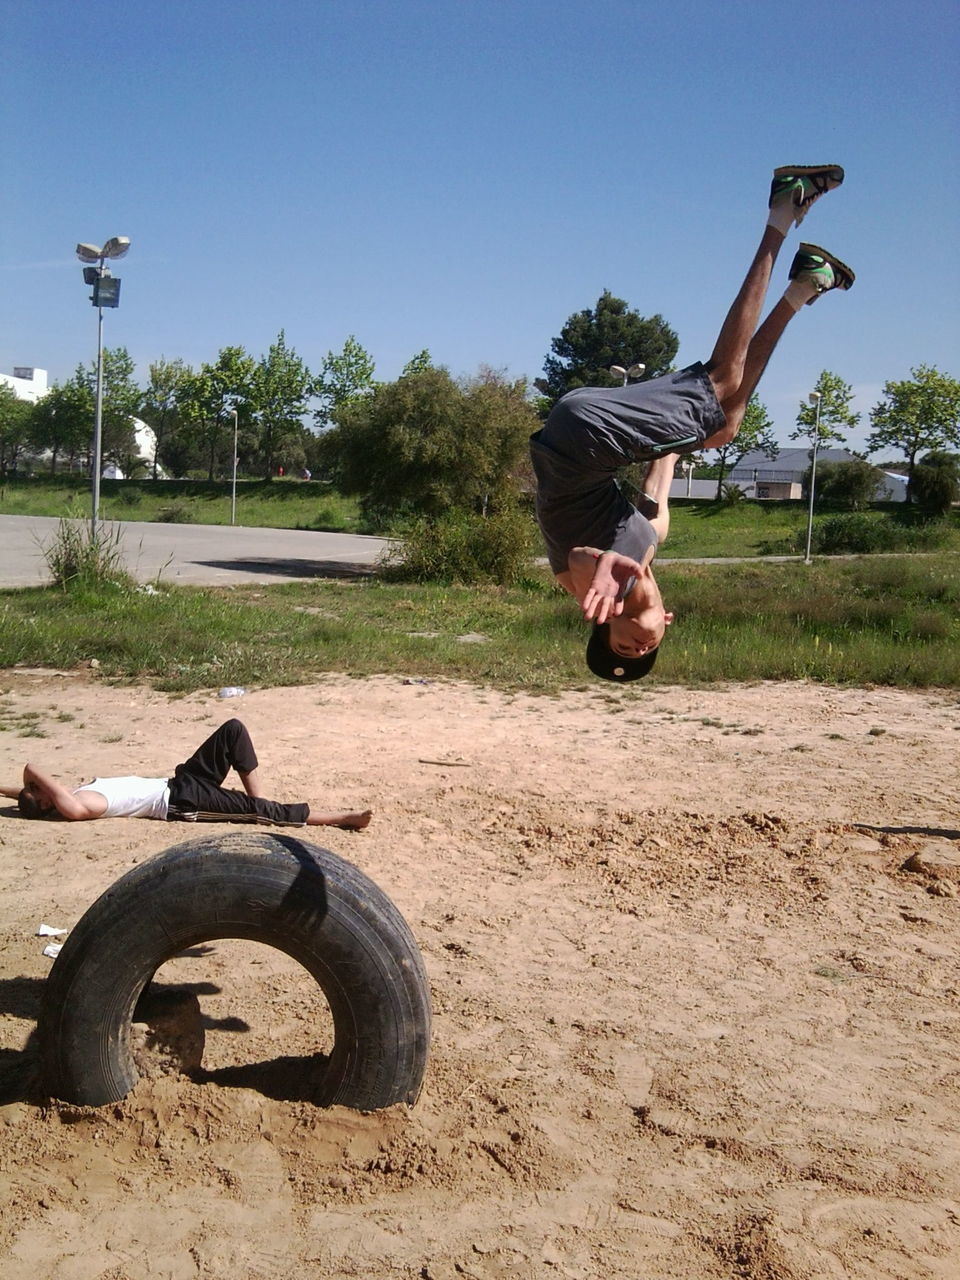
[{"x1": 1, "y1": 718, "x2": 372, "y2": 831}]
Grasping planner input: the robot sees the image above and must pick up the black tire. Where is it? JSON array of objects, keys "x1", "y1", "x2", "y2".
[{"x1": 38, "y1": 831, "x2": 431, "y2": 1109}]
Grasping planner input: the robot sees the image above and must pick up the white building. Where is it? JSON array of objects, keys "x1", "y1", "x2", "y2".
[{"x1": 0, "y1": 366, "x2": 48, "y2": 403}]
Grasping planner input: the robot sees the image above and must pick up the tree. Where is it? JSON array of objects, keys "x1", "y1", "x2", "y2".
[
  {"x1": 0, "y1": 383, "x2": 31, "y2": 477},
  {"x1": 324, "y1": 365, "x2": 538, "y2": 526},
  {"x1": 252, "y1": 331, "x2": 313, "y2": 477},
  {"x1": 141, "y1": 357, "x2": 190, "y2": 479},
  {"x1": 84, "y1": 347, "x2": 141, "y2": 474},
  {"x1": 400, "y1": 349, "x2": 433, "y2": 378},
  {"x1": 28, "y1": 373, "x2": 93, "y2": 474},
  {"x1": 807, "y1": 458, "x2": 884, "y2": 510},
  {"x1": 536, "y1": 290, "x2": 679, "y2": 408},
  {"x1": 790, "y1": 369, "x2": 859, "y2": 451},
  {"x1": 910, "y1": 449, "x2": 960, "y2": 517},
  {"x1": 177, "y1": 346, "x2": 256, "y2": 481},
  {"x1": 710, "y1": 394, "x2": 778, "y2": 499},
  {"x1": 866, "y1": 365, "x2": 960, "y2": 501},
  {"x1": 313, "y1": 336, "x2": 376, "y2": 430}
]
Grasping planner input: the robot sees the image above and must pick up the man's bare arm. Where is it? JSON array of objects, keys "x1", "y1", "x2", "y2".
[
  {"x1": 639, "y1": 453, "x2": 679, "y2": 545},
  {"x1": 22, "y1": 764, "x2": 106, "y2": 820}
]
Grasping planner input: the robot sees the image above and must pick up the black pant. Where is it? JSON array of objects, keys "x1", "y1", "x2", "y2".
[{"x1": 166, "y1": 720, "x2": 309, "y2": 826}]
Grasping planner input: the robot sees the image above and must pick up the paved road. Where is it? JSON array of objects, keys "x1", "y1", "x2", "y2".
[{"x1": 0, "y1": 515, "x2": 393, "y2": 588}]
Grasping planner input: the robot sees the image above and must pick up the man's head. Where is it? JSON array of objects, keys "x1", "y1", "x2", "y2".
[
  {"x1": 18, "y1": 786, "x2": 53, "y2": 820},
  {"x1": 585, "y1": 602, "x2": 674, "y2": 683}
]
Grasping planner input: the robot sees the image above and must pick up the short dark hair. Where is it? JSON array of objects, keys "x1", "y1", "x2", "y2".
[
  {"x1": 18, "y1": 787, "x2": 47, "y2": 820},
  {"x1": 585, "y1": 623, "x2": 660, "y2": 682}
]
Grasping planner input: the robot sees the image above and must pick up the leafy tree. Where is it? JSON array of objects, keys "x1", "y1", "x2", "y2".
[
  {"x1": 400, "y1": 349, "x2": 433, "y2": 378},
  {"x1": 325, "y1": 365, "x2": 538, "y2": 526},
  {"x1": 84, "y1": 347, "x2": 141, "y2": 474},
  {"x1": 536, "y1": 290, "x2": 679, "y2": 408},
  {"x1": 790, "y1": 369, "x2": 859, "y2": 451},
  {"x1": 177, "y1": 346, "x2": 256, "y2": 481},
  {"x1": 141, "y1": 357, "x2": 190, "y2": 479},
  {"x1": 313, "y1": 336, "x2": 376, "y2": 429},
  {"x1": 710, "y1": 394, "x2": 778, "y2": 499},
  {"x1": 252, "y1": 331, "x2": 313, "y2": 477},
  {"x1": 910, "y1": 449, "x2": 960, "y2": 517},
  {"x1": 28, "y1": 373, "x2": 93, "y2": 474},
  {"x1": 0, "y1": 382, "x2": 31, "y2": 476},
  {"x1": 807, "y1": 458, "x2": 884, "y2": 510},
  {"x1": 866, "y1": 365, "x2": 960, "y2": 500}
]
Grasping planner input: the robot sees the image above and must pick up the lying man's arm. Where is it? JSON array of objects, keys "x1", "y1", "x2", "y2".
[
  {"x1": 22, "y1": 764, "x2": 107, "y2": 820},
  {"x1": 557, "y1": 547, "x2": 647, "y2": 625},
  {"x1": 637, "y1": 453, "x2": 679, "y2": 545}
]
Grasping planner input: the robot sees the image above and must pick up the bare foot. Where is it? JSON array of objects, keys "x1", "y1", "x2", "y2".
[{"x1": 307, "y1": 808, "x2": 373, "y2": 831}]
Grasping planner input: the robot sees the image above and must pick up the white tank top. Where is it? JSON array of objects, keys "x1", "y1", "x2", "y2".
[{"x1": 74, "y1": 776, "x2": 170, "y2": 820}]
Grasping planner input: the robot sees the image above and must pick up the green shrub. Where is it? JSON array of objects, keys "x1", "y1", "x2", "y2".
[
  {"x1": 382, "y1": 505, "x2": 537, "y2": 586},
  {"x1": 41, "y1": 516, "x2": 133, "y2": 591},
  {"x1": 155, "y1": 502, "x2": 193, "y2": 524},
  {"x1": 796, "y1": 513, "x2": 950, "y2": 555}
]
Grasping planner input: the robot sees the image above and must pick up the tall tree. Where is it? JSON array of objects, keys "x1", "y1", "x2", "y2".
[
  {"x1": 789, "y1": 369, "x2": 860, "y2": 452},
  {"x1": 28, "y1": 372, "x2": 93, "y2": 474},
  {"x1": 0, "y1": 383, "x2": 31, "y2": 477},
  {"x1": 536, "y1": 290, "x2": 679, "y2": 408},
  {"x1": 177, "y1": 346, "x2": 256, "y2": 481},
  {"x1": 325, "y1": 365, "x2": 538, "y2": 526},
  {"x1": 313, "y1": 336, "x2": 376, "y2": 429},
  {"x1": 710, "y1": 394, "x2": 779, "y2": 499},
  {"x1": 252, "y1": 331, "x2": 313, "y2": 477},
  {"x1": 84, "y1": 347, "x2": 141, "y2": 473},
  {"x1": 141, "y1": 357, "x2": 191, "y2": 479},
  {"x1": 866, "y1": 365, "x2": 960, "y2": 500}
]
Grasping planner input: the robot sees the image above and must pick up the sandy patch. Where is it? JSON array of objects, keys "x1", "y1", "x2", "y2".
[{"x1": 1, "y1": 672, "x2": 959, "y2": 1279}]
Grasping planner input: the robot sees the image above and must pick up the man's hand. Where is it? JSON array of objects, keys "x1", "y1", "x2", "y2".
[{"x1": 579, "y1": 551, "x2": 642, "y2": 625}]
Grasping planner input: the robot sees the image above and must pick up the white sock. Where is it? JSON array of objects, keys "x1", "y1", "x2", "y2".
[
  {"x1": 766, "y1": 197, "x2": 796, "y2": 238},
  {"x1": 783, "y1": 278, "x2": 818, "y2": 311}
]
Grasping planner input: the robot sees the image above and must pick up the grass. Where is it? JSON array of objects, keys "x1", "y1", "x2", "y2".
[
  {"x1": 1, "y1": 554, "x2": 958, "y2": 694},
  {"x1": 6, "y1": 477, "x2": 959, "y2": 558},
  {"x1": 0, "y1": 476, "x2": 365, "y2": 533}
]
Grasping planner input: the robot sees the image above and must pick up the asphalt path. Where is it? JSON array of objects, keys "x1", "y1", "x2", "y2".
[{"x1": 0, "y1": 515, "x2": 393, "y2": 588}]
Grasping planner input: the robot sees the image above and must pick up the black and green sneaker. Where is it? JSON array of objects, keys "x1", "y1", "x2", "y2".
[
  {"x1": 769, "y1": 164, "x2": 845, "y2": 227},
  {"x1": 788, "y1": 243, "x2": 855, "y2": 304}
]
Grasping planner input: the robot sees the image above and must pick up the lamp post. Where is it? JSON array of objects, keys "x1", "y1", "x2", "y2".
[
  {"x1": 76, "y1": 237, "x2": 130, "y2": 534},
  {"x1": 228, "y1": 407, "x2": 239, "y2": 525},
  {"x1": 803, "y1": 390, "x2": 823, "y2": 565},
  {"x1": 610, "y1": 362, "x2": 645, "y2": 386}
]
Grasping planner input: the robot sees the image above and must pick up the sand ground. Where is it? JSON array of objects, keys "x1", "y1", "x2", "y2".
[{"x1": 0, "y1": 670, "x2": 958, "y2": 1280}]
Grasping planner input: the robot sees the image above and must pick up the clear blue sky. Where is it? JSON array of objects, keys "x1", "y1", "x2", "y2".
[{"x1": 3, "y1": 0, "x2": 958, "y2": 452}]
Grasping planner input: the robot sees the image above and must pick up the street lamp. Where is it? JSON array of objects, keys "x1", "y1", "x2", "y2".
[
  {"x1": 803, "y1": 390, "x2": 823, "y2": 565},
  {"x1": 610, "y1": 362, "x2": 645, "y2": 386},
  {"x1": 227, "y1": 407, "x2": 239, "y2": 525},
  {"x1": 76, "y1": 236, "x2": 130, "y2": 534}
]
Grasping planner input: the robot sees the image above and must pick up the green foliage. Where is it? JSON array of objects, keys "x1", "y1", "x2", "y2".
[
  {"x1": 141, "y1": 357, "x2": 191, "y2": 479},
  {"x1": 790, "y1": 370, "x2": 860, "y2": 449},
  {"x1": 313, "y1": 336, "x2": 376, "y2": 429},
  {"x1": 383, "y1": 504, "x2": 537, "y2": 586},
  {"x1": 40, "y1": 515, "x2": 133, "y2": 591},
  {"x1": 910, "y1": 449, "x2": 960, "y2": 516},
  {"x1": 720, "y1": 482, "x2": 746, "y2": 506},
  {"x1": 809, "y1": 459, "x2": 884, "y2": 510},
  {"x1": 28, "y1": 372, "x2": 93, "y2": 474},
  {"x1": 867, "y1": 365, "x2": 960, "y2": 495},
  {"x1": 326, "y1": 365, "x2": 538, "y2": 525},
  {"x1": 251, "y1": 330, "x2": 313, "y2": 477},
  {"x1": 0, "y1": 383, "x2": 32, "y2": 476},
  {"x1": 795, "y1": 512, "x2": 950, "y2": 555},
  {"x1": 176, "y1": 346, "x2": 256, "y2": 481},
  {"x1": 711, "y1": 395, "x2": 778, "y2": 498},
  {"x1": 535, "y1": 290, "x2": 679, "y2": 408}
]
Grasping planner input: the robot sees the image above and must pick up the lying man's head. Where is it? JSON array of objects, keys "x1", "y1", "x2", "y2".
[
  {"x1": 18, "y1": 786, "x2": 54, "y2": 820},
  {"x1": 585, "y1": 602, "x2": 674, "y2": 683}
]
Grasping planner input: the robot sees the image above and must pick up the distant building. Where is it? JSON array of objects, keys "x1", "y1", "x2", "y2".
[
  {"x1": 667, "y1": 447, "x2": 907, "y2": 502},
  {"x1": 1, "y1": 366, "x2": 48, "y2": 403}
]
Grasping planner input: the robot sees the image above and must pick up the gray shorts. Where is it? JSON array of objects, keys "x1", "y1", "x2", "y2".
[{"x1": 540, "y1": 362, "x2": 725, "y2": 473}]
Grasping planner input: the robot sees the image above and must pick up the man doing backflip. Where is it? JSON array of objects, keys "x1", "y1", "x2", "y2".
[
  {"x1": 530, "y1": 164, "x2": 853, "y2": 681},
  {"x1": 2, "y1": 718, "x2": 372, "y2": 830}
]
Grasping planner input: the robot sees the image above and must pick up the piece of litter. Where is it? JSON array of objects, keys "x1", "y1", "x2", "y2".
[
  {"x1": 418, "y1": 757, "x2": 471, "y2": 767},
  {"x1": 37, "y1": 924, "x2": 67, "y2": 937},
  {"x1": 42, "y1": 943, "x2": 62, "y2": 959}
]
